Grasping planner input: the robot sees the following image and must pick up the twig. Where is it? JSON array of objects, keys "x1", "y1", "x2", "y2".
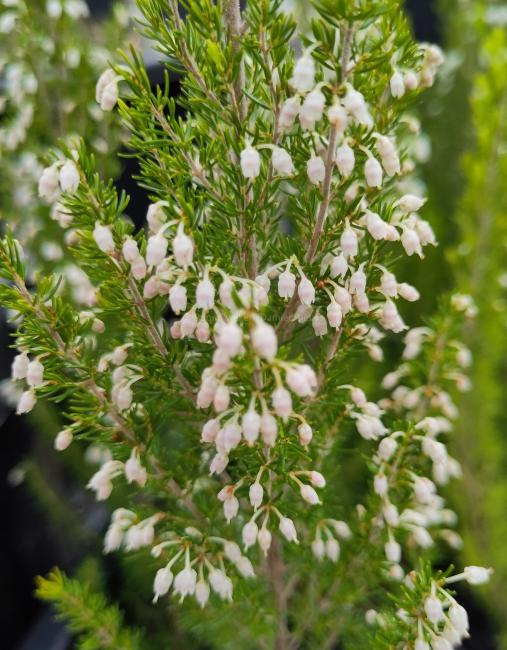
[
  {"x1": 224, "y1": 0, "x2": 247, "y2": 122},
  {"x1": 305, "y1": 124, "x2": 340, "y2": 264},
  {"x1": 266, "y1": 539, "x2": 290, "y2": 650}
]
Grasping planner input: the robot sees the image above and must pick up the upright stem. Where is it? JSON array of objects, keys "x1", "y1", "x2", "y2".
[
  {"x1": 224, "y1": 0, "x2": 257, "y2": 278},
  {"x1": 267, "y1": 539, "x2": 290, "y2": 650},
  {"x1": 305, "y1": 125, "x2": 340, "y2": 264},
  {"x1": 225, "y1": 0, "x2": 247, "y2": 122}
]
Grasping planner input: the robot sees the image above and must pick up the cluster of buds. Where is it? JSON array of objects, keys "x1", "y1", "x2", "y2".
[
  {"x1": 412, "y1": 568, "x2": 490, "y2": 649},
  {"x1": 198, "y1": 320, "x2": 318, "y2": 477},
  {"x1": 345, "y1": 385, "x2": 388, "y2": 441},
  {"x1": 388, "y1": 44, "x2": 444, "y2": 100},
  {"x1": 311, "y1": 519, "x2": 352, "y2": 562},
  {"x1": 11, "y1": 351, "x2": 45, "y2": 415},
  {"x1": 109, "y1": 359, "x2": 143, "y2": 412},
  {"x1": 104, "y1": 508, "x2": 161, "y2": 553},
  {"x1": 366, "y1": 299, "x2": 474, "y2": 574},
  {"x1": 151, "y1": 535, "x2": 254, "y2": 607},
  {"x1": 46, "y1": 0, "x2": 90, "y2": 21},
  {"x1": 96, "y1": 68, "x2": 121, "y2": 112},
  {"x1": 38, "y1": 157, "x2": 80, "y2": 203},
  {"x1": 87, "y1": 447, "x2": 147, "y2": 501}
]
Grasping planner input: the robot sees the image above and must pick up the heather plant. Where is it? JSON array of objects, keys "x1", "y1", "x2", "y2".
[
  {"x1": 0, "y1": 0, "x2": 131, "y2": 285},
  {"x1": 0, "y1": 0, "x2": 493, "y2": 648}
]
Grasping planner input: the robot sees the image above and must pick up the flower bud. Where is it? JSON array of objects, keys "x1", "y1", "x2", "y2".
[
  {"x1": 343, "y1": 86, "x2": 372, "y2": 126},
  {"x1": 125, "y1": 450, "x2": 147, "y2": 487},
  {"x1": 312, "y1": 312, "x2": 328, "y2": 337},
  {"x1": 38, "y1": 165, "x2": 60, "y2": 202},
  {"x1": 310, "y1": 471, "x2": 326, "y2": 488},
  {"x1": 385, "y1": 539, "x2": 401, "y2": 563},
  {"x1": 251, "y1": 321, "x2": 278, "y2": 360},
  {"x1": 340, "y1": 222, "x2": 358, "y2": 258},
  {"x1": 180, "y1": 310, "x2": 198, "y2": 337},
  {"x1": 195, "y1": 579, "x2": 210, "y2": 608},
  {"x1": 364, "y1": 156, "x2": 383, "y2": 188},
  {"x1": 173, "y1": 225, "x2": 194, "y2": 269},
  {"x1": 257, "y1": 526, "x2": 272, "y2": 555},
  {"x1": 390, "y1": 70, "x2": 405, "y2": 98},
  {"x1": 298, "y1": 422, "x2": 313, "y2": 445},
  {"x1": 298, "y1": 276, "x2": 315, "y2": 305},
  {"x1": 365, "y1": 211, "x2": 388, "y2": 240},
  {"x1": 59, "y1": 160, "x2": 80, "y2": 193},
  {"x1": 196, "y1": 278, "x2": 215, "y2": 310},
  {"x1": 279, "y1": 517, "x2": 298, "y2": 543},
  {"x1": 216, "y1": 321, "x2": 243, "y2": 357},
  {"x1": 153, "y1": 567, "x2": 173, "y2": 603},
  {"x1": 17, "y1": 390, "x2": 36, "y2": 414},
  {"x1": 201, "y1": 418, "x2": 220, "y2": 443},
  {"x1": 96, "y1": 69, "x2": 116, "y2": 103},
  {"x1": 222, "y1": 421, "x2": 242, "y2": 452},
  {"x1": 330, "y1": 254, "x2": 348, "y2": 278},
  {"x1": 242, "y1": 409, "x2": 261, "y2": 445},
  {"x1": 397, "y1": 282, "x2": 420, "y2": 302},
  {"x1": 143, "y1": 276, "x2": 159, "y2": 300},
  {"x1": 278, "y1": 269, "x2": 296, "y2": 298},
  {"x1": 146, "y1": 201, "x2": 168, "y2": 233},
  {"x1": 242, "y1": 520, "x2": 258, "y2": 549},
  {"x1": 93, "y1": 222, "x2": 115, "y2": 254},
  {"x1": 240, "y1": 145, "x2": 261, "y2": 179},
  {"x1": 398, "y1": 194, "x2": 425, "y2": 213},
  {"x1": 327, "y1": 103, "x2": 347, "y2": 131},
  {"x1": 350, "y1": 266, "x2": 366, "y2": 295},
  {"x1": 260, "y1": 413, "x2": 278, "y2": 446},
  {"x1": 131, "y1": 256, "x2": 147, "y2": 280},
  {"x1": 213, "y1": 384, "x2": 230, "y2": 412},
  {"x1": 327, "y1": 300, "x2": 342, "y2": 328},
  {"x1": 279, "y1": 96, "x2": 300, "y2": 130},
  {"x1": 196, "y1": 319, "x2": 210, "y2": 342},
  {"x1": 290, "y1": 54, "x2": 315, "y2": 93},
  {"x1": 122, "y1": 238, "x2": 139, "y2": 263},
  {"x1": 146, "y1": 233, "x2": 168, "y2": 267},
  {"x1": 449, "y1": 603, "x2": 469, "y2": 636},
  {"x1": 326, "y1": 538, "x2": 340, "y2": 562},
  {"x1": 249, "y1": 481, "x2": 263, "y2": 509},
  {"x1": 210, "y1": 453, "x2": 229, "y2": 475},
  {"x1": 300, "y1": 483, "x2": 320, "y2": 504},
  {"x1": 335, "y1": 143, "x2": 355, "y2": 177},
  {"x1": 378, "y1": 436, "x2": 397, "y2": 461},
  {"x1": 26, "y1": 359, "x2": 44, "y2": 387},
  {"x1": 312, "y1": 537, "x2": 325, "y2": 560},
  {"x1": 300, "y1": 88, "x2": 326, "y2": 126},
  {"x1": 424, "y1": 594, "x2": 444, "y2": 624},
  {"x1": 272, "y1": 147, "x2": 294, "y2": 176},
  {"x1": 173, "y1": 567, "x2": 197, "y2": 600},
  {"x1": 401, "y1": 228, "x2": 423, "y2": 257},
  {"x1": 286, "y1": 364, "x2": 316, "y2": 397},
  {"x1": 100, "y1": 80, "x2": 119, "y2": 111},
  {"x1": 54, "y1": 428, "x2": 73, "y2": 451},
  {"x1": 272, "y1": 386, "x2": 292, "y2": 421},
  {"x1": 11, "y1": 352, "x2": 29, "y2": 380},
  {"x1": 404, "y1": 70, "x2": 419, "y2": 90},
  {"x1": 169, "y1": 284, "x2": 187, "y2": 315},
  {"x1": 463, "y1": 565, "x2": 492, "y2": 585},
  {"x1": 307, "y1": 154, "x2": 325, "y2": 184}
]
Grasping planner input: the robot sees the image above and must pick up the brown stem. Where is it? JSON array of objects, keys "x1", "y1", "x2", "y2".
[
  {"x1": 305, "y1": 125, "x2": 340, "y2": 264},
  {"x1": 266, "y1": 539, "x2": 290, "y2": 650},
  {"x1": 224, "y1": 0, "x2": 247, "y2": 122}
]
